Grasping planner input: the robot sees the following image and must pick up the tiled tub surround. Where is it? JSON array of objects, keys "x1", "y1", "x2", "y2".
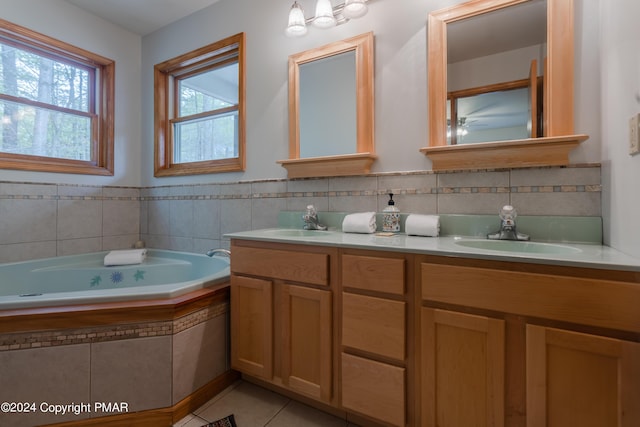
[
  {"x1": 0, "y1": 164, "x2": 601, "y2": 264},
  {"x1": 0, "y1": 287, "x2": 235, "y2": 427}
]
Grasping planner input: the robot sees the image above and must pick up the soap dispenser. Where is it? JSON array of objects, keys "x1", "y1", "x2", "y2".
[{"x1": 382, "y1": 193, "x2": 400, "y2": 233}]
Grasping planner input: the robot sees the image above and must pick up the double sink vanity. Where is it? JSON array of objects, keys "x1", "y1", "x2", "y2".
[
  {"x1": 223, "y1": 0, "x2": 638, "y2": 423},
  {"x1": 226, "y1": 219, "x2": 640, "y2": 427}
]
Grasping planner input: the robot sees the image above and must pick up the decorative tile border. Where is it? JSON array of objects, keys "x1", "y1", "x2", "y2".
[
  {"x1": 0, "y1": 185, "x2": 602, "y2": 202},
  {"x1": 0, "y1": 301, "x2": 229, "y2": 352},
  {"x1": 0, "y1": 165, "x2": 602, "y2": 202},
  {"x1": 0, "y1": 194, "x2": 140, "y2": 201},
  {"x1": 0, "y1": 322, "x2": 171, "y2": 351},
  {"x1": 138, "y1": 185, "x2": 601, "y2": 201},
  {"x1": 173, "y1": 302, "x2": 229, "y2": 335}
]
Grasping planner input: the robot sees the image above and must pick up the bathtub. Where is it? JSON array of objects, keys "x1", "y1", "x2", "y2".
[
  {"x1": 0, "y1": 249, "x2": 233, "y2": 426},
  {"x1": 0, "y1": 249, "x2": 230, "y2": 310}
]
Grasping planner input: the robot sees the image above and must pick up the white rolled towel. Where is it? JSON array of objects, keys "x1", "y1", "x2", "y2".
[
  {"x1": 342, "y1": 212, "x2": 377, "y2": 234},
  {"x1": 405, "y1": 214, "x2": 440, "y2": 237},
  {"x1": 104, "y1": 249, "x2": 147, "y2": 266}
]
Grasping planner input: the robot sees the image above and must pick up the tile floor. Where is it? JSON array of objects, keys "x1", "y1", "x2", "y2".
[{"x1": 174, "y1": 380, "x2": 360, "y2": 427}]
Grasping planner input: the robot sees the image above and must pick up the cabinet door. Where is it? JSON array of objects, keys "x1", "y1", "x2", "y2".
[
  {"x1": 230, "y1": 275, "x2": 273, "y2": 379},
  {"x1": 527, "y1": 325, "x2": 640, "y2": 427},
  {"x1": 421, "y1": 308, "x2": 505, "y2": 427},
  {"x1": 281, "y1": 284, "x2": 332, "y2": 402}
]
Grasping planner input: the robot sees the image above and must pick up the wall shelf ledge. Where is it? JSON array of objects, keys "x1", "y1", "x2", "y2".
[
  {"x1": 277, "y1": 152, "x2": 377, "y2": 178},
  {"x1": 419, "y1": 134, "x2": 589, "y2": 171}
]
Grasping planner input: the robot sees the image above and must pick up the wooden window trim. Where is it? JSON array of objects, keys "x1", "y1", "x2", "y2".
[
  {"x1": 154, "y1": 33, "x2": 245, "y2": 177},
  {"x1": 0, "y1": 19, "x2": 114, "y2": 176}
]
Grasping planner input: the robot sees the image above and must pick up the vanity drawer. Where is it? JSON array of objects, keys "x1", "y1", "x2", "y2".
[
  {"x1": 421, "y1": 262, "x2": 640, "y2": 333},
  {"x1": 342, "y1": 292, "x2": 405, "y2": 361},
  {"x1": 341, "y1": 254, "x2": 405, "y2": 295},
  {"x1": 232, "y1": 246, "x2": 329, "y2": 286},
  {"x1": 341, "y1": 352, "x2": 406, "y2": 427}
]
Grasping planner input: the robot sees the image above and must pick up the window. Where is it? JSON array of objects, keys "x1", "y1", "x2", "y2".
[
  {"x1": 0, "y1": 19, "x2": 114, "y2": 175},
  {"x1": 154, "y1": 33, "x2": 245, "y2": 176}
]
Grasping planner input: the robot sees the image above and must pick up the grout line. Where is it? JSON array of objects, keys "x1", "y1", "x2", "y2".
[
  {"x1": 190, "y1": 413, "x2": 210, "y2": 426},
  {"x1": 264, "y1": 398, "x2": 292, "y2": 426},
  {"x1": 193, "y1": 379, "x2": 243, "y2": 418}
]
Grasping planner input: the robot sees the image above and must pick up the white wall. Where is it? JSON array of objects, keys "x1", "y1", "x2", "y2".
[
  {"x1": 0, "y1": 0, "x2": 142, "y2": 187},
  {"x1": 600, "y1": 0, "x2": 640, "y2": 257},
  {"x1": 140, "y1": 0, "x2": 602, "y2": 186}
]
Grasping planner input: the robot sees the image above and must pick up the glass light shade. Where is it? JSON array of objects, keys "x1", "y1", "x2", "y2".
[
  {"x1": 313, "y1": 0, "x2": 337, "y2": 28},
  {"x1": 285, "y1": 2, "x2": 307, "y2": 37},
  {"x1": 343, "y1": 0, "x2": 368, "y2": 19}
]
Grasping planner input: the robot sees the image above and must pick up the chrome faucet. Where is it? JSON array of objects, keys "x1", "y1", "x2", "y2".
[
  {"x1": 302, "y1": 205, "x2": 327, "y2": 231},
  {"x1": 487, "y1": 205, "x2": 529, "y2": 241},
  {"x1": 206, "y1": 248, "x2": 231, "y2": 257}
]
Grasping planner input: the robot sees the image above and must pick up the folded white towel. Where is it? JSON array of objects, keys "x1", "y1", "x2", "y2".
[
  {"x1": 104, "y1": 249, "x2": 147, "y2": 266},
  {"x1": 342, "y1": 212, "x2": 377, "y2": 234},
  {"x1": 405, "y1": 214, "x2": 440, "y2": 237}
]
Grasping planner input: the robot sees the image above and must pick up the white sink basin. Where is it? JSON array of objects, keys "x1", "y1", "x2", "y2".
[
  {"x1": 261, "y1": 229, "x2": 329, "y2": 237},
  {"x1": 454, "y1": 239, "x2": 582, "y2": 255}
]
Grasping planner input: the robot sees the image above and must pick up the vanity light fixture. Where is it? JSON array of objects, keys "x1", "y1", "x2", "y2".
[
  {"x1": 285, "y1": 0, "x2": 371, "y2": 37},
  {"x1": 343, "y1": 0, "x2": 368, "y2": 18},
  {"x1": 286, "y1": 2, "x2": 308, "y2": 37},
  {"x1": 313, "y1": 0, "x2": 337, "y2": 28}
]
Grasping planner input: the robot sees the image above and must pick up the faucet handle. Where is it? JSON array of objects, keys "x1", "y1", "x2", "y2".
[
  {"x1": 500, "y1": 205, "x2": 517, "y2": 220},
  {"x1": 303, "y1": 204, "x2": 317, "y2": 224}
]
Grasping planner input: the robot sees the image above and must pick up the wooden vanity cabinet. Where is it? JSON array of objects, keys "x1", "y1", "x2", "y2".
[
  {"x1": 340, "y1": 251, "x2": 413, "y2": 427},
  {"x1": 230, "y1": 238, "x2": 640, "y2": 426},
  {"x1": 420, "y1": 257, "x2": 640, "y2": 427},
  {"x1": 230, "y1": 240, "x2": 337, "y2": 404}
]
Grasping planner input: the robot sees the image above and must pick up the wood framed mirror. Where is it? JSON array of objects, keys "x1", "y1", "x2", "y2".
[
  {"x1": 278, "y1": 32, "x2": 376, "y2": 178},
  {"x1": 420, "y1": 0, "x2": 588, "y2": 170}
]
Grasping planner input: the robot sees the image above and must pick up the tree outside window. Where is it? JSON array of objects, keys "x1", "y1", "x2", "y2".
[{"x1": 0, "y1": 19, "x2": 114, "y2": 175}]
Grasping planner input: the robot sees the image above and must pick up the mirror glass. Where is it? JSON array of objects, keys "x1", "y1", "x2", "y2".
[
  {"x1": 299, "y1": 51, "x2": 357, "y2": 157},
  {"x1": 446, "y1": 0, "x2": 546, "y2": 145}
]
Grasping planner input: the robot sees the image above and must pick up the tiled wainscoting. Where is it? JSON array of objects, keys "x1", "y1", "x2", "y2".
[
  {"x1": 0, "y1": 184, "x2": 140, "y2": 263},
  {"x1": 0, "y1": 165, "x2": 601, "y2": 264},
  {"x1": 0, "y1": 301, "x2": 229, "y2": 427}
]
